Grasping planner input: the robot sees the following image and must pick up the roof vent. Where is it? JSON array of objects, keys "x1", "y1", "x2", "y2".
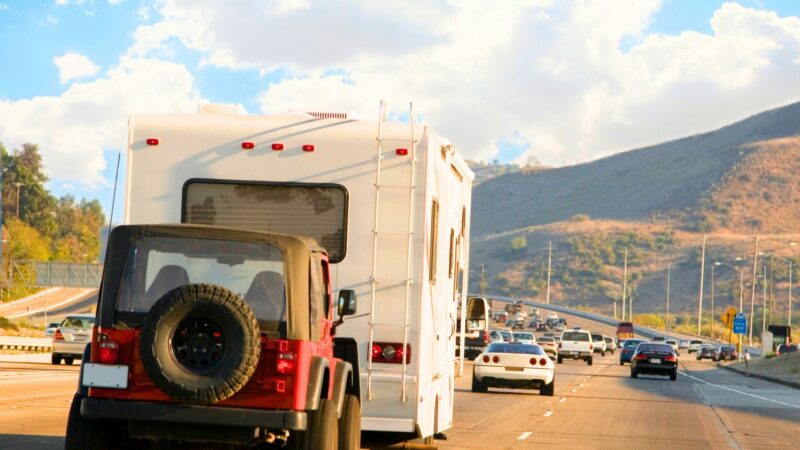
[{"x1": 197, "y1": 103, "x2": 245, "y2": 115}]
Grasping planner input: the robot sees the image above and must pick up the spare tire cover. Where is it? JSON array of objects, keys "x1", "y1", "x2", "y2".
[{"x1": 139, "y1": 283, "x2": 261, "y2": 405}]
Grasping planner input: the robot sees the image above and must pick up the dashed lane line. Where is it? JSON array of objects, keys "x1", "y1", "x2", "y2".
[
  {"x1": 543, "y1": 410, "x2": 553, "y2": 417},
  {"x1": 517, "y1": 432, "x2": 532, "y2": 440}
]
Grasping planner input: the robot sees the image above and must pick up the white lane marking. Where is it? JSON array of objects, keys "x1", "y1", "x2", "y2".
[
  {"x1": 571, "y1": 388, "x2": 577, "y2": 392},
  {"x1": 680, "y1": 371, "x2": 800, "y2": 409},
  {"x1": 578, "y1": 383, "x2": 584, "y2": 386},
  {"x1": 517, "y1": 431, "x2": 532, "y2": 440},
  {"x1": 559, "y1": 397, "x2": 566, "y2": 403},
  {"x1": 543, "y1": 410, "x2": 553, "y2": 417}
]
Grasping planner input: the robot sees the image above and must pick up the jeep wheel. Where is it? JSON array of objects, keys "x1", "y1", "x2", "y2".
[
  {"x1": 65, "y1": 394, "x2": 125, "y2": 450},
  {"x1": 51, "y1": 354, "x2": 62, "y2": 365},
  {"x1": 338, "y1": 394, "x2": 361, "y2": 450},
  {"x1": 295, "y1": 399, "x2": 338, "y2": 450},
  {"x1": 139, "y1": 283, "x2": 260, "y2": 405}
]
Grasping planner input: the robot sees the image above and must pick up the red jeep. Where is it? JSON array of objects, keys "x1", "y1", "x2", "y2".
[{"x1": 65, "y1": 224, "x2": 361, "y2": 449}]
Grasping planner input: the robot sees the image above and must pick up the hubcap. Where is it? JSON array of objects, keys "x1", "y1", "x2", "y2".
[{"x1": 171, "y1": 317, "x2": 226, "y2": 372}]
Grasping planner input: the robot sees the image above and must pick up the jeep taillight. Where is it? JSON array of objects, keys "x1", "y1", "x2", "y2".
[
  {"x1": 371, "y1": 342, "x2": 411, "y2": 364},
  {"x1": 98, "y1": 340, "x2": 120, "y2": 364},
  {"x1": 53, "y1": 329, "x2": 64, "y2": 341},
  {"x1": 276, "y1": 352, "x2": 296, "y2": 374}
]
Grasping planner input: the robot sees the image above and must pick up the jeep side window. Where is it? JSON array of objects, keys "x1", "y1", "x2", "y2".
[{"x1": 321, "y1": 259, "x2": 331, "y2": 319}]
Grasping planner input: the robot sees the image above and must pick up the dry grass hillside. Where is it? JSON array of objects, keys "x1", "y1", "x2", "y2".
[{"x1": 471, "y1": 101, "x2": 800, "y2": 237}]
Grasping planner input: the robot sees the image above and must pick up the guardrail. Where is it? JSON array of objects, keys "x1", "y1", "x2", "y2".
[
  {"x1": 0, "y1": 336, "x2": 52, "y2": 352},
  {"x1": 479, "y1": 294, "x2": 762, "y2": 357}
]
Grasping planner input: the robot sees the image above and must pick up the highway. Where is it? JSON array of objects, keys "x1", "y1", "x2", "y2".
[
  {"x1": 0, "y1": 288, "x2": 98, "y2": 324},
  {"x1": 0, "y1": 310, "x2": 798, "y2": 449}
]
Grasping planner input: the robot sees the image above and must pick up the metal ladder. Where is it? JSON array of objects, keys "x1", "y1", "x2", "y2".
[{"x1": 366, "y1": 100, "x2": 418, "y2": 403}]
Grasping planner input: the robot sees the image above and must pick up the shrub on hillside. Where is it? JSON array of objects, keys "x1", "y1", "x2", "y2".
[{"x1": 0, "y1": 316, "x2": 19, "y2": 331}]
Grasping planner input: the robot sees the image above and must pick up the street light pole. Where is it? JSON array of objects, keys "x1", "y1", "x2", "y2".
[
  {"x1": 622, "y1": 247, "x2": 628, "y2": 322},
  {"x1": 710, "y1": 264, "x2": 715, "y2": 338},
  {"x1": 749, "y1": 236, "x2": 759, "y2": 346},
  {"x1": 763, "y1": 265, "x2": 767, "y2": 334},
  {"x1": 666, "y1": 264, "x2": 671, "y2": 335},
  {"x1": 698, "y1": 235, "x2": 707, "y2": 336},
  {"x1": 546, "y1": 240, "x2": 552, "y2": 305}
]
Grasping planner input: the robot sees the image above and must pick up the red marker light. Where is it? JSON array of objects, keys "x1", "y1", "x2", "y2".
[
  {"x1": 241, "y1": 142, "x2": 255, "y2": 150},
  {"x1": 539, "y1": 358, "x2": 547, "y2": 366},
  {"x1": 146, "y1": 138, "x2": 159, "y2": 146},
  {"x1": 302, "y1": 144, "x2": 315, "y2": 152},
  {"x1": 529, "y1": 357, "x2": 538, "y2": 365},
  {"x1": 271, "y1": 143, "x2": 285, "y2": 151},
  {"x1": 492, "y1": 355, "x2": 500, "y2": 363},
  {"x1": 396, "y1": 148, "x2": 409, "y2": 156},
  {"x1": 482, "y1": 355, "x2": 490, "y2": 363}
]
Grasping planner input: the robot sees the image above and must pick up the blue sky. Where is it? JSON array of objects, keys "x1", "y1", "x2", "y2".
[{"x1": 1, "y1": 0, "x2": 799, "y2": 221}]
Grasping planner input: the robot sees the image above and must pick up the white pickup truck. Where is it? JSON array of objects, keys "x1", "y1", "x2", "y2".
[{"x1": 557, "y1": 330, "x2": 594, "y2": 365}]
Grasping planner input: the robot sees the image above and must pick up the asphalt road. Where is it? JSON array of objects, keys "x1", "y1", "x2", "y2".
[
  {"x1": 0, "y1": 310, "x2": 798, "y2": 449},
  {"x1": 0, "y1": 288, "x2": 98, "y2": 324}
]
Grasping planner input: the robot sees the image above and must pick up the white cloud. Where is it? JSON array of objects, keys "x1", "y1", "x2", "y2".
[
  {"x1": 0, "y1": 4, "x2": 9, "y2": 11},
  {"x1": 0, "y1": 58, "x2": 203, "y2": 186},
  {"x1": 108, "y1": 0, "x2": 124, "y2": 5},
  {"x1": 46, "y1": 15, "x2": 58, "y2": 24},
  {"x1": 53, "y1": 52, "x2": 101, "y2": 84}
]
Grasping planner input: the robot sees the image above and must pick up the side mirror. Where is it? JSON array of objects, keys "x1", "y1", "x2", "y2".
[{"x1": 337, "y1": 289, "x2": 357, "y2": 317}]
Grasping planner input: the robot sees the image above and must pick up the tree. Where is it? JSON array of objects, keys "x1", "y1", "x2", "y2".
[
  {"x1": 510, "y1": 235, "x2": 527, "y2": 254},
  {"x1": 1, "y1": 143, "x2": 56, "y2": 236}
]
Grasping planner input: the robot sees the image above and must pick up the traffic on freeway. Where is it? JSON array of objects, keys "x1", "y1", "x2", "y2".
[{"x1": 2, "y1": 307, "x2": 799, "y2": 449}]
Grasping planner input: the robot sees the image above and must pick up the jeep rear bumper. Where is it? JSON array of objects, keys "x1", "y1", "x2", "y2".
[{"x1": 81, "y1": 397, "x2": 307, "y2": 430}]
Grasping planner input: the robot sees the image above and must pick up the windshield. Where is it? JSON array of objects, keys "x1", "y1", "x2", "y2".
[
  {"x1": 637, "y1": 344, "x2": 673, "y2": 353},
  {"x1": 592, "y1": 334, "x2": 603, "y2": 341},
  {"x1": 500, "y1": 331, "x2": 512, "y2": 340},
  {"x1": 60, "y1": 316, "x2": 95, "y2": 329},
  {"x1": 487, "y1": 343, "x2": 545, "y2": 355},
  {"x1": 117, "y1": 236, "x2": 285, "y2": 323},
  {"x1": 538, "y1": 337, "x2": 554, "y2": 343},
  {"x1": 562, "y1": 331, "x2": 590, "y2": 341},
  {"x1": 624, "y1": 340, "x2": 644, "y2": 348},
  {"x1": 514, "y1": 332, "x2": 534, "y2": 340}
]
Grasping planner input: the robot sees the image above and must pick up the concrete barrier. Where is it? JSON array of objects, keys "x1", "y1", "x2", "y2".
[{"x1": 0, "y1": 336, "x2": 52, "y2": 352}]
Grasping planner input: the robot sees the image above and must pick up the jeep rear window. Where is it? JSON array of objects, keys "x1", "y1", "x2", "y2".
[
  {"x1": 183, "y1": 181, "x2": 347, "y2": 263},
  {"x1": 116, "y1": 236, "x2": 286, "y2": 326}
]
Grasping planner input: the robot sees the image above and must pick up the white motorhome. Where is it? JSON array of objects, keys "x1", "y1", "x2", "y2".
[{"x1": 124, "y1": 103, "x2": 474, "y2": 442}]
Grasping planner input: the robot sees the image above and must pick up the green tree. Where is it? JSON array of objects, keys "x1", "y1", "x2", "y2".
[
  {"x1": 510, "y1": 235, "x2": 527, "y2": 254},
  {"x1": 1, "y1": 143, "x2": 57, "y2": 236}
]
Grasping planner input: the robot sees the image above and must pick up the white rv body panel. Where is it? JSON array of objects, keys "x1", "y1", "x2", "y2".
[{"x1": 125, "y1": 111, "x2": 473, "y2": 438}]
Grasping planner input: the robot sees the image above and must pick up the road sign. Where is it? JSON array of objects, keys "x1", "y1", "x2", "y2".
[
  {"x1": 721, "y1": 306, "x2": 737, "y2": 329},
  {"x1": 733, "y1": 314, "x2": 747, "y2": 334}
]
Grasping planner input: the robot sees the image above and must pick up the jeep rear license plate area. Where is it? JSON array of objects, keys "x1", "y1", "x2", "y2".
[{"x1": 82, "y1": 363, "x2": 129, "y2": 389}]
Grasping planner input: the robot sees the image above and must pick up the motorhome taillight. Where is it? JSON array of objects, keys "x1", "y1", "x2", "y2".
[
  {"x1": 98, "y1": 340, "x2": 120, "y2": 364},
  {"x1": 276, "y1": 352, "x2": 295, "y2": 374},
  {"x1": 396, "y1": 148, "x2": 409, "y2": 156},
  {"x1": 271, "y1": 143, "x2": 284, "y2": 151},
  {"x1": 483, "y1": 332, "x2": 489, "y2": 344},
  {"x1": 241, "y1": 141, "x2": 255, "y2": 150},
  {"x1": 53, "y1": 329, "x2": 64, "y2": 341},
  {"x1": 146, "y1": 138, "x2": 159, "y2": 146},
  {"x1": 371, "y1": 342, "x2": 411, "y2": 364},
  {"x1": 302, "y1": 144, "x2": 315, "y2": 152}
]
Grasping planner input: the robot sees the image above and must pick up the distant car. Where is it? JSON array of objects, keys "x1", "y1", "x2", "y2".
[
  {"x1": 537, "y1": 336, "x2": 558, "y2": 358},
  {"x1": 665, "y1": 339, "x2": 679, "y2": 354},
  {"x1": 604, "y1": 336, "x2": 617, "y2": 354},
  {"x1": 472, "y1": 343, "x2": 555, "y2": 395},
  {"x1": 591, "y1": 333, "x2": 607, "y2": 356},
  {"x1": 546, "y1": 312, "x2": 558, "y2": 320},
  {"x1": 679, "y1": 340, "x2": 689, "y2": 350},
  {"x1": 558, "y1": 318, "x2": 567, "y2": 325},
  {"x1": 513, "y1": 332, "x2": 537, "y2": 345},
  {"x1": 619, "y1": 339, "x2": 646, "y2": 365},
  {"x1": 716, "y1": 345, "x2": 738, "y2": 361},
  {"x1": 51, "y1": 313, "x2": 95, "y2": 365},
  {"x1": 44, "y1": 322, "x2": 60, "y2": 337},
  {"x1": 535, "y1": 322, "x2": 547, "y2": 332},
  {"x1": 573, "y1": 326, "x2": 582, "y2": 330},
  {"x1": 776, "y1": 344, "x2": 798, "y2": 356},
  {"x1": 545, "y1": 318, "x2": 559, "y2": 329},
  {"x1": 558, "y1": 329, "x2": 594, "y2": 365},
  {"x1": 652, "y1": 336, "x2": 665, "y2": 342},
  {"x1": 512, "y1": 319, "x2": 525, "y2": 330},
  {"x1": 505, "y1": 318, "x2": 516, "y2": 328},
  {"x1": 630, "y1": 342, "x2": 678, "y2": 381},
  {"x1": 696, "y1": 344, "x2": 717, "y2": 361},
  {"x1": 490, "y1": 330, "x2": 513, "y2": 343},
  {"x1": 554, "y1": 323, "x2": 566, "y2": 332},
  {"x1": 688, "y1": 339, "x2": 703, "y2": 353}
]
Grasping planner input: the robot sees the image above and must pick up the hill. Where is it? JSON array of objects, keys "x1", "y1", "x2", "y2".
[
  {"x1": 468, "y1": 101, "x2": 800, "y2": 331},
  {"x1": 471, "y1": 101, "x2": 800, "y2": 236}
]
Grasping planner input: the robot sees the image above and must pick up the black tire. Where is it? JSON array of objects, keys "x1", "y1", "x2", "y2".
[
  {"x1": 586, "y1": 357, "x2": 593, "y2": 366},
  {"x1": 557, "y1": 355, "x2": 563, "y2": 364},
  {"x1": 139, "y1": 283, "x2": 260, "y2": 405},
  {"x1": 64, "y1": 357, "x2": 75, "y2": 365},
  {"x1": 338, "y1": 394, "x2": 361, "y2": 450},
  {"x1": 540, "y1": 379, "x2": 555, "y2": 396},
  {"x1": 630, "y1": 370, "x2": 638, "y2": 379},
  {"x1": 670, "y1": 372, "x2": 677, "y2": 381},
  {"x1": 51, "y1": 354, "x2": 62, "y2": 365},
  {"x1": 471, "y1": 371, "x2": 488, "y2": 393},
  {"x1": 65, "y1": 394, "x2": 120, "y2": 450},
  {"x1": 298, "y1": 399, "x2": 338, "y2": 450},
  {"x1": 619, "y1": 360, "x2": 624, "y2": 366},
  {"x1": 601, "y1": 351, "x2": 606, "y2": 357}
]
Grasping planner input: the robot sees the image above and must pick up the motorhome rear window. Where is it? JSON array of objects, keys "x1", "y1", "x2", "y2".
[{"x1": 183, "y1": 180, "x2": 348, "y2": 262}]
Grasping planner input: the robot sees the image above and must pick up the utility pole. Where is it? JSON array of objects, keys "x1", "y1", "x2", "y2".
[
  {"x1": 621, "y1": 247, "x2": 628, "y2": 321},
  {"x1": 762, "y1": 265, "x2": 767, "y2": 334},
  {"x1": 710, "y1": 264, "x2": 715, "y2": 338},
  {"x1": 666, "y1": 264, "x2": 671, "y2": 335},
  {"x1": 697, "y1": 235, "x2": 706, "y2": 336},
  {"x1": 749, "y1": 236, "x2": 759, "y2": 346},
  {"x1": 546, "y1": 240, "x2": 552, "y2": 305},
  {"x1": 739, "y1": 268, "x2": 744, "y2": 356},
  {"x1": 789, "y1": 260, "x2": 793, "y2": 328},
  {"x1": 14, "y1": 182, "x2": 23, "y2": 219},
  {"x1": 768, "y1": 257, "x2": 774, "y2": 327}
]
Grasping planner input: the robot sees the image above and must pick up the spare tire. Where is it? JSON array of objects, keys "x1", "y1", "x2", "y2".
[{"x1": 139, "y1": 283, "x2": 260, "y2": 405}]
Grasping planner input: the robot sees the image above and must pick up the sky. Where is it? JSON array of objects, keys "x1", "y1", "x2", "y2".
[{"x1": 1, "y1": 0, "x2": 799, "y2": 222}]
